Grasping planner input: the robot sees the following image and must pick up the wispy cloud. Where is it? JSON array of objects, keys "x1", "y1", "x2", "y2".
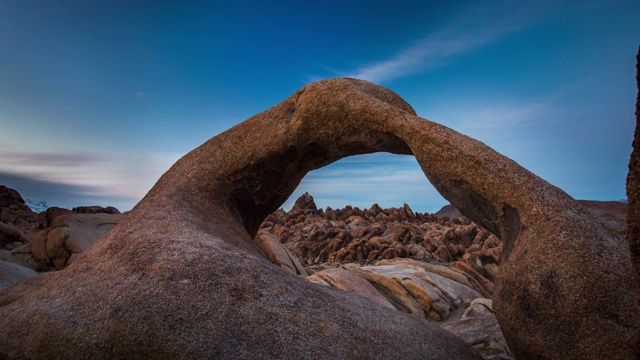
[
  {"x1": 0, "y1": 150, "x2": 107, "y2": 167},
  {"x1": 0, "y1": 171, "x2": 135, "y2": 211},
  {"x1": 345, "y1": 3, "x2": 551, "y2": 83},
  {"x1": 0, "y1": 149, "x2": 181, "y2": 210},
  {"x1": 427, "y1": 78, "x2": 593, "y2": 133}
]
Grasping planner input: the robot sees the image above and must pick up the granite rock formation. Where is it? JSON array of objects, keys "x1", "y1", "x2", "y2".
[
  {"x1": 0, "y1": 185, "x2": 123, "y2": 272},
  {"x1": 0, "y1": 261, "x2": 37, "y2": 292},
  {"x1": 0, "y1": 186, "x2": 39, "y2": 237},
  {"x1": 627, "y1": 47, "x2": 640, "y2": 355},
  {"x1": 304, "y1": 259, "x2": 513, "y2": 358},
  {"x1": 0, "y1": 78, "x2": 636, "y2": 359},
  {"x1": 442, "y1": 314, "x2": 513, "y2": 360},
  {"x1": 260, "y1": 193, "x2": 502, "y2": 274},
  {"x1": 29, "y1": 213, "x2": 124, "y2": 270}
]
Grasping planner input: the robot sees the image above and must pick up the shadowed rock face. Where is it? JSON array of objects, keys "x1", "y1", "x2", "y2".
[
  {"x1": 627, "y1": 47, "x2": 640, "y2": 355},
  {"x1": 0, "y1": 78, "x2": 636, "y2": 359}
]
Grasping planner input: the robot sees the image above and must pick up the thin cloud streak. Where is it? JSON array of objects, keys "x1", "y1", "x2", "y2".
[
  {"x1": 346, "y1": 3, "x2": 548, "y2": 83},
  {"x1": 0, "y1": 171, "x2": 136, "y2": 211},
  {"x1": 0, "y1": 150, "x2": 107, "y2": 167},
  {"x1": 426, "y1": 78, "x2": 593, "y2": 136}
]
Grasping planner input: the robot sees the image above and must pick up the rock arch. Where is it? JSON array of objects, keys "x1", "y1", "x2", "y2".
[{"x1": 0, "y1": 78, "x2": 636, "y2": 359}]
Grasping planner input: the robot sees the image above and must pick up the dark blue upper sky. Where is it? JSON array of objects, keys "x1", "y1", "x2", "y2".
[{"x1": 0, "y1": 0, "x2": 638, "y2": 212}]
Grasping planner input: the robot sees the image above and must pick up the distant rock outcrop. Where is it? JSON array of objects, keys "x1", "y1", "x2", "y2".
[
  {"x1": 0, "y1": 186, "x2": 39, "y2": 237},
  {"x1": 0, "y1": 185, "x2": 124, "y2": 272},
  {"x1": 261, "y1": 193, "x2": 502, "y2": 296},
  {"x1": 29, "y1": 213, "x2": 123, "y2": 270},
  {"x1": 0, "y1": 78, "x2": 635, "y2": 359}
]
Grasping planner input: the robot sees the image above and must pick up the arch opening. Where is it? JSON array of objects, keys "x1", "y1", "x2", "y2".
[{"x1": 281, "y1": 152, "x2": 448, "y2": 214}]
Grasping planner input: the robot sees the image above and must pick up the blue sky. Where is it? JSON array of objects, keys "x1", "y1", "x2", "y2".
[{"x1": 0, "y1": 1, "x2": 638, "y2": 213}]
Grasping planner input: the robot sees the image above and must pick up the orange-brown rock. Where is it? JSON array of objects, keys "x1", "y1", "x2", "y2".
[
  {"x1": 352, "y1": 263, "x2": 481, "y2": 322},
  {"x1": 29, "y1": 213, "x2": 123, "y2": 270},
  {"x1": 0, "y1": 79, "x2": 482, "y2": 359},
  {"x1": 254, "y1": 230, "x2": 308, "y2": 276},
  {"x1": 451, "y1": 261, "x2": 494, "y2": 299},
  {"x1": 37, "y1": 206, "x2": 73, "y2": 229},
  {"x1": 263, "y1": 193, "x2": 499, "y2": 268},
  {"x1": 0, "y1": 186, "x2": 39, "y2": 237},
  {"x1": 307, "y1": 267, "x2": 395, "y2": 309},
  {"x1": 0, "y1": 78, "x2": 635, "y2": 358}
]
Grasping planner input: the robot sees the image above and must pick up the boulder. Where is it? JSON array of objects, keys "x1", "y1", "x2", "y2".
[
  {"x1": 461, "y1": 298, "x2": 494, "y2": 320},
  {"x1": 353, "y1": 263, "x2": 481, "y2": 321},
  {"x1": 0, "y1": 186, "x2": 39, "y2": 236},
  {"x1": 451, "y1": 261, "x2": 494, "y2": 298},
  {"x1": 290, "y1": 192, "x2": 318, "y2": 215},
  {"x1": 0, "y1": 243, "x2": 39, "y2": 271},
  {"x1": 30, "y1": 213, "x2": 124, "y2": 270},
  {"x1": 254, "y1": 230, "x2": 308, "y2": 275},
  {"x1": 0, "y1": 222, "x2": 28, "y2": 247},
  {"x1": 442, "y1": 314, "x2": 513, "y2": 360},
  {"x1": 37, "y1": 207, "x2": 73, "y2": 228},
  {"x1": 0, "y1": 186, "x2": 24, "y2": 209},
  {"x1": 307, "y1": 267, "x2": 395, "y2": 309},
  {"x1": 0, "y1": 78, "x2": 634, "y2": 358},
  {"x1": 0, "y1": 261, "x2": 37, "y2": 291},
  {"x1": 72, "y1": 205, "x2": 121, "y2": 215}
]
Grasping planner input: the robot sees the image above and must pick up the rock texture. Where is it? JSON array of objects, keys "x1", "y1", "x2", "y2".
[
  {"x1": 628, "y1": 47, "x2": 640, "y2": 355},
  {"x1": 349, "y1": 261, "x2": 482, "y2": 321},
  {"x1": 0, "y1": 78, "x2": 636, "y2": 359},
  {"x1": 0, "y1": 261, "x2": 37, "y2": 292},
  {"x1": 0, "y1": 186, "x2": 39, "y2": 238},
  {"x1": 442, "y1": 315, "x2": 513, "y2": 360},
  {"x1": 308, "y1": 267, "x2": 396, "y2": 309},
  {"x1": 260, "y1": 193, "x2": 502, "y2": 271},
  {"x1": 0, "y1": 185, "x2": 124, "y2": 272},
  {"x1": 29, "y1": 213, "x2": 124, "y2": 270}
]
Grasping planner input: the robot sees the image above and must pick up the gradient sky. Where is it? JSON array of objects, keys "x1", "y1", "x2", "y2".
[{"x1": 0, "y1": 0, "x2": 638, "y2": 213}]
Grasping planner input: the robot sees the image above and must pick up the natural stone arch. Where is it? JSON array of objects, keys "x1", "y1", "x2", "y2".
[{"x1": 0, "y1": 78, "x2": 636, "y2": 359}]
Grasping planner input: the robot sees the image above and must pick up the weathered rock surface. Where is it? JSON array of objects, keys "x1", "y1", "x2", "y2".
[
  {"x1": 627, "y1": 47, "x2": 640, "y2": 356},
  {"x1": 0, "y1": 186, "x2": 39, "y2": 237},
  {"x1": 442, "y1": 315, "x2": 513, "y2": 360},
  {"x1": 309, "y1": 259, "x2": 482, "y2": 322},
  {"x1": 307, "y1": 267, "x2": 396, "y2": 309},
  {"x1": 254, "y1": 230, "x2": 308, "y2": 276},
  {"x1": 0, "y1": 261, "x2": 37, "y2": 291},
  {"x1": 261, "y1": 193, "x2": 502, "y2": 271},
  {"x1": 29, "y1": 213, "x2": 124, "y2": 270},
  {"x1": 461, "y1": 298, "x2": 494, "y2": 320},
  {"x1": 0, "y1": 222, "x2": 28, "y2": 247},
  {"x1": 0, "y1": 78, "x2": 635, "y2": 358}
]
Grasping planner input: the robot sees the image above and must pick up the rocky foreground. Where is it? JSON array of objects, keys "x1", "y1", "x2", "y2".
[
  {"x1": 1, "y1": 185, "x2": 513, "y2": 358},
  {"x1": 0, "y1": 184, "x2": 629, "y2": 359},
  {"x1": 0, "y1": 78, "x2": 636, "y2": 359}
]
